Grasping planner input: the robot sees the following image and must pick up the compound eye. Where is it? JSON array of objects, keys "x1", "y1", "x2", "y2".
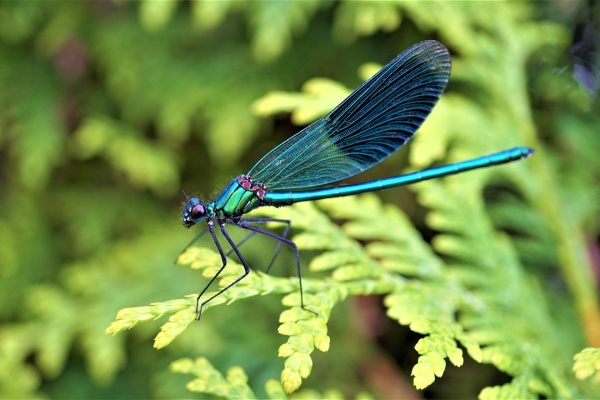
[{"x1": 190, "y1": 204, "x2": 205, "y2": 219}]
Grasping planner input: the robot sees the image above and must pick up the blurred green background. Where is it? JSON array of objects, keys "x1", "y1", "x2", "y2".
[{"x1": 1, "y1": 0, "x2": 600, "y2": 398}]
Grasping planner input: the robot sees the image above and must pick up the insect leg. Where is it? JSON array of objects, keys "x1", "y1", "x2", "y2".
[
  {"x1": 240, "y1": 218, "x2": 292, "y2": 274},
  {"x1": 196, "y1": 222, "x2": 252, "y2": 319},
  {"x1": 238, "y1": 220, "x2": 316, "y2": 315},
  {"x1": 195, "y1": 222, "x2": 228, "y2": 319}
]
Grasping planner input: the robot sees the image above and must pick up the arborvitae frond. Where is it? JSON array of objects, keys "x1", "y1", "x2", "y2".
[
  {"x1": 2, "y1": 1, "x2": 598, "y2": 399},
  {"x1": 170, "y1": 356, "x2": 373, "y2": 400},
  {"x1": 573, "y1": 348, "x2": 600, "y2": 382},
  {"x1": 170, "y1": 357, "x2": 258, "y2": 400},
  {"x1": 107, "y1": 175, "x2": 586, "y2": 397}
]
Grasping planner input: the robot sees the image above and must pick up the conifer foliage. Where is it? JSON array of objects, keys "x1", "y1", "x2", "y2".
[{"x1": 1, "y1": 1, "x2": 599, "y2": 398}]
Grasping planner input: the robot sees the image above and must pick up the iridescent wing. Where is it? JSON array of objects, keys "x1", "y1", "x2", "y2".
[{"x1": 248, "y1": 40, "x2": 451, "y2": 190}]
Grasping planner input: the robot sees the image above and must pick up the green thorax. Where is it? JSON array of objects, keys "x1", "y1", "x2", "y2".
[{"x1": 213, "y1": 175, "x2": 265, "y2": 219}]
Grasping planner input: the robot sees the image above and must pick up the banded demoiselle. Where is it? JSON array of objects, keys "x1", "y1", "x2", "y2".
[{"x1": 181, "y1": 40, "x2": 534, "y2": 319}]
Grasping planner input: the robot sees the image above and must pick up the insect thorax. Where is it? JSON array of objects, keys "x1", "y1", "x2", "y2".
[{"x1": 213, "y1": 175, "x2": 266, "y2": 219}]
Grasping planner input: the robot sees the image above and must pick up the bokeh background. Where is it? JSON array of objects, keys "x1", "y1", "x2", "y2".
[{"x1": 1, "y1": 1, "x2": 599, "y2": 398}]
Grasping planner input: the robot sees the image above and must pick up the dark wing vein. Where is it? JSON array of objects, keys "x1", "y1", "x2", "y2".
[{"x1": 248, "y1": 40, "x2": 451, "y2": 190}]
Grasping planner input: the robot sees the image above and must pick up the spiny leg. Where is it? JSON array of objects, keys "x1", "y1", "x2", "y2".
[
  {"x1": 225, "y1": 231, "x2": 257, "y2": 257},
  {"x1": 224, "y1": 218, "x2": 290, "y2": 270},
  {"x1": 241, "y1": 218, "x2": 292, "y2": 274},
  {"x1": 185, "y1": 225, "x2": 256, "y2": 317},
  {"x1": 180, "y1": 224, "x2": 256, "y2": 277},
  {"x1": 194, "y1": 222, "x2": 252, "y2": 317},
  {"x1": 195, "y1": 222, "x2": 228, "y2": 319},
  {"x1": 238, "y1": 220, "x2": 316, "y2": 316}
]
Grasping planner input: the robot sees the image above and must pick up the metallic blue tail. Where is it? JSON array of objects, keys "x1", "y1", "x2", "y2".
[{"x1": 264, "y1": 147, "x2": 534, "y2": 206}]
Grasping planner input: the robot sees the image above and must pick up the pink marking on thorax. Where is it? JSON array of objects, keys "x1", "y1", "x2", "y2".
[
  {"x1": 252, "y1": 184, "x2": 266, "y2": 200},
  {"x1": 237, "y1": 175, "x2": 266, "y2": 200},
  {"x1": 238, "y1": 175, "x2": 252, "y2": 190}
]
